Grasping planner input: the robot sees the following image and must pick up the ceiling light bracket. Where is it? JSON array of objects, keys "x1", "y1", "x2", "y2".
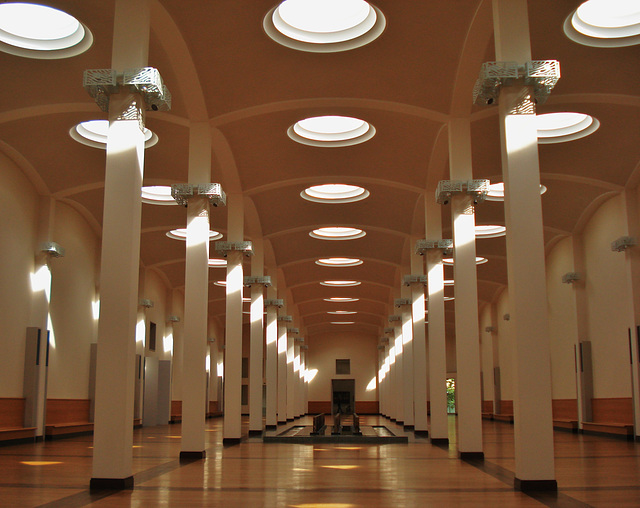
[
  {"x1": 473, "y1": 60, "x2": 560, "y2": 106},
  {"x1": 167, "y1": 315, "x2": 180, "y2": 322},
  {"x1": 83, "y1": 67, "x2": 172, "y2": 112},
  {"x1": 265, "y1": 299, "x2": 284, "y2": 308},
  {"x1": 485, "y1": 326, "x2": 497, "y2": 333},
  {"x1": 215, "y1": 241, "x2": 254, "y2": 257},
  {"x1": 436, "y1": 180, "x2": 490, "y2": 205},
  {"x1": 415, "y1": 239, "x2": 453, "y2": 256},
  {"x1": 139, "y1": 298, "x2": 154, "y2": 308},
  {"x1": 171, "y1": 183, "x2": 226, "y2": 208},
  {"x1": 403, "y1": 274, "x2": 427, "y2": 286},
  {"x1": 611, "y1": 236, "x2": 637, "y2": 252},
  {"x1": 243, "y1": 275, "x2": 272, "y2": 287},
  {"x1": 39, "y1": 241, "x2": 65, "y2": 258}
]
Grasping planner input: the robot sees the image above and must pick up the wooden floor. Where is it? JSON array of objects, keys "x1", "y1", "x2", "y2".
[{"x1": 0, "y1": 415, "x2": 638, "y2": 507}]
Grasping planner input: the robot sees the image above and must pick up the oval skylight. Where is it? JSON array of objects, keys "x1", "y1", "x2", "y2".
[
  {"x1": 485, "y1": 182, "x2": 547, "y2": 202},
  {"x1": 166, "y1": 229, "x2": 223, "y2": 241},
  {"x1": 331, "y1": 321, "x2": 356, "y2": 325},
  {"x1": 316, "y1": 257, "x2": 363, "y2": 267},
  {"x1": 301, "y1": 184, "x2": 370, "y2": 203},
  {"x1": 537, "y1": 112, "x2": 600, "y2": 143},
  {"x1": 444, "y1": 280, "x2": 455, "y2": 286},
  {"x1": 564, "y1": 0, "x2": 640, "y2": 47},
  {"x1": 0, "y1": 3, "x2": 93, "y2": 58},
  {"x1": 208, "y1": 258, "x2": 227, "y2": 268},
  {"x1": 71, "y1": 120, "x2": 158, "y2": 149},
  {"x1": 320, "y1": 280, "x2": 361, "y2": 287},
  {"x1": 264, "y1": 0, "x2": 386, "y2": 53},
  {"x1": 442, "y1": 257, "x2": 488, "y2": 265},
  {"x1": 324, "y1": 297, "x2": 359, "y2": 302},
  {"x1": 213, "y1": 280, "x2": 227, "y2": 287},
  {"x1": 310, "y1": 227, "x2": 366, "y2": 240},
  {"x1": 328, "y1": 310, "x2": 357, "y2": 315},
  {"x1": 141, "y1": 186, "x2": 177, "y2": 206},
  {"x1": 475, "y1": 225, "x2": 506, "y2": 238},
  {"x1": 289, "y1": 116, "x2": 375, "y2": 147}
]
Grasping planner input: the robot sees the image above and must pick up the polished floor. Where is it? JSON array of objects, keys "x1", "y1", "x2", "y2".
[{"x1": 1, "y1": 415, "x2": 639, "y2": 507}]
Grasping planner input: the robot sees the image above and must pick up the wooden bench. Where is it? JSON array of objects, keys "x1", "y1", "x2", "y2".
[
  {"x1": 310, "y1": 413, "x2": 325, "y2": 435},
  {"x1": 552, "y1": 399, "x2": 578, "y2": 432},
  {"x1": 583, "y1": 398, "x2": 634, "y2": 440},
  {"x1": 482, "y1": 400, "x2": 494, "y2": 420},
  {"x1": 493, "y1": 400, "x2": 514, "y2": 423},
  {"x1": 45, "y1": 399, "x2": 93, "y2": 439},
  {"x1": 170, "y1": 400, "x2": 182, "y2": 423},
  {"x1": 0, "y1": 398, "x2": 37, "y2": 444}
]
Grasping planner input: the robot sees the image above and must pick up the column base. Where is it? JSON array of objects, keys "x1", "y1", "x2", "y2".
[
  {"x1": 403, "y1": 425, "x2": 415, "y2": 431},
  {"x1": 248, "y1": 430, "x2": 263, "y2": 437},
  {"x1": 286, "y1": 418, "x2": 294, "y2": 422},
  {"x1": 459, "y1": 451, "x2": 484, "y2": 460},
  {"x1": 396, "y1": 420, "x2": 404, "y2": 426},
  {"x1": 413, "y1": 430, "x2": 429, "y2": 437},
  {"x1": 265, "y1": 425, "x2": 277, "y2": 430},
  {"x1": 514, "y1": 478, "x2": 558, "y2": 492},
  {"x1": 277, "y1": 420, "x2": 286, "y2": 425},
  {"x1": 430, "y1": 437, "x2": 449, "y2": 445},
  {"x1": 90, "y1": 476, "x2": 134, "y2": 491},
  {"x1": 222, "y1": 438, "x2": 241, "y2": 446},
  {"x1": 179, "y1": 451, "x2": 206, "y2": 462}
]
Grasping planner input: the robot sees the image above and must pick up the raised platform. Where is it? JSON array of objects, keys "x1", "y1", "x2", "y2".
[{"x1": 263, "y1": 425, "x2": 408, "y2": 444}]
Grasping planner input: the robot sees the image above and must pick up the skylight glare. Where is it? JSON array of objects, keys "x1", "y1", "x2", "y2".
[
  {"x1": 564, "y1": 0, "x2": 640, "y2": 47},
  {"x1": 442, "y1": 257, "x2": 488, "y2": 265},
  {"x1": 475, "y1": 225, "x2": 506, "y2": 238},
  {"x1": 0, "y1": 3, "x2": 93, "y2": 58},
  {"x1": 301, "y1": 184, "x2": 370, "y2": 203},
  {"x1": 320, "y1": 280, "x2": 361, "y2": 287},
  {"x1": 328, "y1": 310, "x2": 357, "y2": 315},
  {"x1": 536, "y1": 112, "x2": 600, "y2": 143},
  {"x1": 264, "y1": 0, "x2": 385, "y2": 53},
  {"x1": 141, "y1": 186, "x2": 177, "y2": 205},
  {"x1": 71, "y1": 120, "x2": 158, "y2": 149},
  {"x1": 324, "y1": 297, "x2": 359, "y2": 302},
  {"x1": 316, "y1": 257, "x2": 363, "y2": 267},
  {"x1": 485, "y1": 182, "x2": 547, "y2": 202},
  {"x1": 331, "y1": 321, "x2": 356, "y2": 325},
  {"x1": 208, "y1": 258, "x2": 227, "y2": 268},
  {"x1": 310, "y1": 227, "x2": 366, "y2": 240},
  {"x1": 166, "y1": 229, "x2": 223, "y2": 241},
  {"x1": 289, "y1": 116, "x2": 375, "y2": 147}
]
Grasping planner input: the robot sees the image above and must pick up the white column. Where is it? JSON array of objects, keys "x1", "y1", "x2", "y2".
[
  {"x1": 411, "y1": 249, "x2": 429, "y2": 433},
  {"x1": 393, "y1": 321, "x2": 404, "y2": 423},
  {"x1": 286, "y1": 328, "x2": 295, "y2": 421},
  {"x1": 223, "y1": 194, "x2": 244, "y2": 443},
  {"x1": 277, "y1": 312, "x2": 288, "y2": 423},
  {"x1": 180, "y1": 121, "x2": 212, "y2": 460},
  {"x1": 383, "y1": 343, "x2": 391, "y2": 417},
  {"x1": 426, "y1": 200, "x2": 449, "y2": 444},
  {"x1": 265, "y1": 289, "x2": 279, "y2": 428},
  {"x1": 208, "y1": 335, "x2": 220, "y2": 413},
  {"x1": 449, "y1": 118, "x2": 483, "y2": 458},
  {"x1": 294, "y1": 341, "x2": 301, "y2": 417},
  {"x1": 493, "y1": 0, "x2": 556, "y2": 489},
  {"x1": 248, "y1": 242, "x2": 265, "y2": 434},
  {"x1": 91, "y1": 0, "x2": 149, "y2": 489},
  {"x1": 401, "y1": 285, "x2": 415, "y2": 428}
]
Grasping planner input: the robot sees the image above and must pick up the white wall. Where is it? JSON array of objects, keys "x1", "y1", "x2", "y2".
[
  {"x1": 0, "y1": 152, "x2": 39, "y2": 397},
  {"x1": 581, "y1": 195, "x2": 633, "y2": 398},
  {"x1": 307, "y1": 331, "x2": 378, "y2": 403},
  {"x1": 545, "y1": 236, "x2": 579, "y2": 400}
]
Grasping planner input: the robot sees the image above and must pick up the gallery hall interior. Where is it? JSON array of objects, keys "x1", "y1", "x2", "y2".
[{"x1": 0, "y1": 0, "x2": 639, "y2": 506}]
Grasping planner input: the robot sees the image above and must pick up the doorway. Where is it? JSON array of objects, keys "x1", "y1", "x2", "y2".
[{"x1": 331, "y1": 379, "x2": 355, "y2": 414}]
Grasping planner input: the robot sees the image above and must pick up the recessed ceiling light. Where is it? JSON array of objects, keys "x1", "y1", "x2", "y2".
[
  {"x1": 316, "y1": 257, "x2": 363, "y2": 267},
  {"x1": 442, "y1": 257, "x2": 488, "y2": 265},
  {"x1": 264, "y1": 0, "x2": 386, "y2": 53},
  {"x1": 485, "y1": 182, "x2": 547, "y2": 202},
  {"x1": 331, "y1": 321, "x2": 356, "y2": 325},
  {"x1": 213, "y1": 280, "x2": 226, "y2": 287},
  {"x1": 208, "y1": 258, "x2": 227, "y2": 268},
  {"x1": 71, "y1": 120, "x2": 158, "y2": 149},
  {"x1": 0, "y1": 3, "x2": 93, "y2": 58},
  {"x1": 328, "y1": 310, "x2": 357, "y2": 315},
  {"x1": 141, "y1": 186, "x2": 177, "y2": 205},
  {"x1": 475, "y1": 225, "x2": 506, "y2": 238},
  {"x1": 320, "y1": 280, "x2": 361, "y2": 287},
  {"x1": 166, "y1": 229, "x2": 223, "y2": 241},
  {"x1": 301, "y1": 184, "x2": 370, "y2": 204},
  {"x1": 323, "y1": 297, "x2": 359, "y2": 302},
  {"x1": 564, "y1": 0, "x2": 640, "y2": 47},
  {"x1": 537, "y1": 112, "x2": 600, "y2": 143},
  {"x1": 310, "y1": 227, "x2": 366, "y2": 240},
  {"x1": 289, "y1": 116, "x2": 375, "y2": 147},
  {"x1": 444, "y1": 280, "x2": 455, "y2": 286},
  {"x1": 444, "y1": 297, "x2": 455, "y2": 302}
]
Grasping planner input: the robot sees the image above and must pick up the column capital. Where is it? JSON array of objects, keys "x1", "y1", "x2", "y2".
[
  {"x1": 403, "y1": 274, "x2": 427, "y2": 286},
  {"x1": 436, "y1": 180, "x2": 490, "y2": 205},
  {"x1": 277, "y1": 315, "x2": 293, "y2": 322},
  {"x1": 384, "y1": 327, "x2": 395, "y2": 334},
  {"x1": 415, "y1": 239, "x2": 453, "y2": 256},
  {"x1": 215, "y1": 241, "x2": 253, "y2": 257},
  {"x1": 265, "y1": 299, "x2": 284, "y2": 308},
  {"x1": 394, "y1": 298, "x2": 411, "y2": 308},
  {"x1": 171, "y1": 184, "x2": 226, "y2": 208},
  {"x1": 244, "y1": 275, "x2": 272, "y2": 287},
  {"x1": 611, "y1": 235, "x2": 637, "y2": 252},
  {"x1": 39, "y1": 241, "x2": 65, "y2": 258},
  {"x1": 388, "y1": 315, "x2": 401, "y2": 323},
  {"x1": 83, "y1": 67, "x2": 172, "y2": 112},
  {"x1": 473, "y1": 60, "x2": 560, "y2": 106},
  {"x1": 287, "y1": 328, "x2": 300, "y2": 334}
]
